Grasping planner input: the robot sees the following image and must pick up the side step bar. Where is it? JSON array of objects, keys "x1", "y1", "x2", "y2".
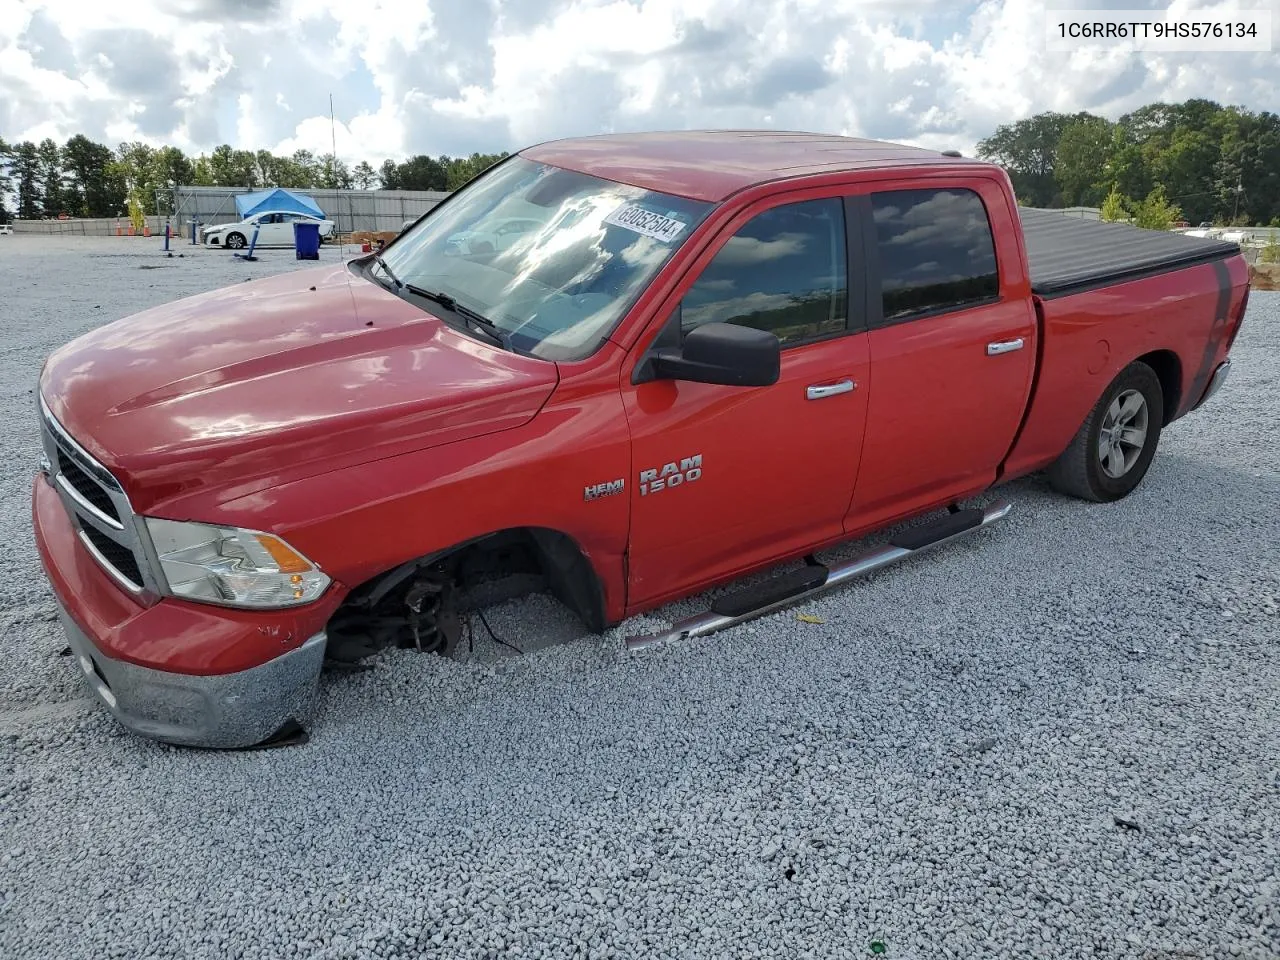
[{"x1": 625, "y1": 500, "x2": 1013, "y2": 652}]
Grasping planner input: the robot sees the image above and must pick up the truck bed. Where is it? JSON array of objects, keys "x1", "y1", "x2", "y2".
[{"x1": 1019, "y1": 208, "x2": 1241, "y2": 297}]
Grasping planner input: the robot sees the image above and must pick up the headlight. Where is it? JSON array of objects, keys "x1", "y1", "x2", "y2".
[{"x1": 144, "y1": 518, "x2": 330, "y2": 608}]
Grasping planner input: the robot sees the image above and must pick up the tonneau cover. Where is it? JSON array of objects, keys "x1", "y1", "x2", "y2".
[{"x1": 1019, "y1": 207, "x2": 1240, "y2": 297}]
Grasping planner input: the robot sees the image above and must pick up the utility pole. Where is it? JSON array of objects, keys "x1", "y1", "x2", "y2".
[{"x1": 1232, "y1": 180, "x2": 1242, "y2": 224}]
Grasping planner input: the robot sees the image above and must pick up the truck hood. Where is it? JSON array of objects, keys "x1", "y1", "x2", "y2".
[{"x1": 40, "y1": 262, "x2": 559, "y2": 514}]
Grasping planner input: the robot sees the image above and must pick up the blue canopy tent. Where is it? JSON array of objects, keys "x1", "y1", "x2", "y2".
[{"x1": 234, "y1": 187, "x2": 325, "y2": 220}]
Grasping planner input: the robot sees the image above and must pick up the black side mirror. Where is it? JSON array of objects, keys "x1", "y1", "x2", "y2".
[{"x1": 639, "y1": 320, "x2": 780, "y2": 387}]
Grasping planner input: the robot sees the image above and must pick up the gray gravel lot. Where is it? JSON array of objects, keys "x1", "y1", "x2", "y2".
[{"x1": 1, "y1": 236, "x2": 1277, "y2": 959}]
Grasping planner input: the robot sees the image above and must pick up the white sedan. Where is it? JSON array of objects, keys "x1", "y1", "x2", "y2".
[
  {"x1": 203, "y1": 212, "x2": 335, "y2": 249},
  {"x1": 444, "y1": 217, "x2": 544, "y2": 256}
]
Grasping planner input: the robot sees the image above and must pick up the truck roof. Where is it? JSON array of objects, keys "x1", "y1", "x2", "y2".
[{"x1": 520, "y1": 130, "x2": 990, "y2": 202}]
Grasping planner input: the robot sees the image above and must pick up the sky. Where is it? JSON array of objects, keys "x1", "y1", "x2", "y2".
[{"x1": 0, "y1": 0, "x2": 1276, "y2": 166}]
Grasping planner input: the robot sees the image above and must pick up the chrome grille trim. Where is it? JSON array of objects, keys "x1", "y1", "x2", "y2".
[
  {"x1": 56, "y1": 472, "x2": 125, "y2": 530},
  {"x1": 40, "y1": 399, "x2": 124, "y2": 492},
  {"x1": 38, "y1": 393, "x2": 158, "y2": 598},
  {"x1": 78, "y1": 530, "x2": 144, "y2": 595}
]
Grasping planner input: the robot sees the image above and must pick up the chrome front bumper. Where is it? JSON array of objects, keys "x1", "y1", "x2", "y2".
[{"x1": 57, "y1": 602, "x2": 327, "y2": 749}]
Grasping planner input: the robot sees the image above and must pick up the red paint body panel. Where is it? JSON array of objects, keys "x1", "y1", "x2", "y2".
[
  {"x1": 623, "y1": 335, "x2": 871, "y2": 607},
  {"x1": 40, "y1": 263, "x2": 559, "y2": 516},
  {"x1": 199, "y1": 342, "x2": 635, "y2": 626},
  {"x1": 33, "y1": 475, "x2": 345, "y2": 674},
  {"x1": 523, "y1": 130, "x2": 991, "y2": 203},
  {"x1": 32, "y1": 132, "x2": 1252, "y2": 679},
  {"x1": 1002, "y1": 255, "x2": 1251, "y2": 481},
  {"x1": 846, "y1": 174, "x2": 1038, "y2": 531}
]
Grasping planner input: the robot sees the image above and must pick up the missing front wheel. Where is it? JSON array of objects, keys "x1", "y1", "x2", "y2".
[{"x1": 325, "y1": 567, "x2": 462, "y2": 664}]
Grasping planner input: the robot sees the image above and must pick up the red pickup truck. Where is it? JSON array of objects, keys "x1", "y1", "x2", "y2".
[{"x1": 33, "y1": 131, "x2": 1251, "y2": 748}]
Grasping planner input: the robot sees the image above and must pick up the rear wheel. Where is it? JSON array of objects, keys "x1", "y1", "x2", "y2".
[
  {"x1": 1046, "y1": 361, "x2": 1164, "y2": 502},
  {"x1": 225, "y1": 232, "x2": 246, "y2": 249}
]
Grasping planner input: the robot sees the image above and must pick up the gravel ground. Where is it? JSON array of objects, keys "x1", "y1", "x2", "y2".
[{"x1": 1, "y1": 236, "x2": 1277, "y2": 959}]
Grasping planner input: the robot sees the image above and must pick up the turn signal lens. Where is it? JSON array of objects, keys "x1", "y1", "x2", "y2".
[{"x1": 255, "y1": 534, "x2": 313, "y2": 573}]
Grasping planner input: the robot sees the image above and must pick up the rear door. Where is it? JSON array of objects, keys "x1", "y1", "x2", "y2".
[
  {"x1": 844, "y1": 178, "x2": 1036, "y2": 532},
  {"x1": 621, "y1": 189, "x2": 872, "y2": 608}
]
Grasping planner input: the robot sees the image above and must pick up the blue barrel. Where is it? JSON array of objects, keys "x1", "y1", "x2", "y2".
[{"x1": 293, "y1": 221, "x2": 321, "y2": 260}]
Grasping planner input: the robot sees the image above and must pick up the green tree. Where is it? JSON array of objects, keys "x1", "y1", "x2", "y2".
[
  {"x1": 189, "y1": 155, "x2": 215, "y2": 186},
  {"x1": 62, "y1": 134, "x2": 122, "y2": 217},
  {"x1": 390, "y1": 155, "x2": 447, "y2": 190},
  {"x1": 12, "y1": 141, "x2": 41, "y2": 218},
  {"x1": 976, "y1": 112, "x2": 1089, "y2": 206},
  {"x1": 253, "y1": 149, "x2": 279, "y2": 187},
  {"x1": 151, "y1": 146, "x2": 193, "y2": 214},
  {"x1": 1132, "y1": 186, "x2": 1181, "y2": 230},
  {"x1": 1055, "y1": 115, "x2": 1114, "y2": 207},
  {"x1": 317, "y1": 153, "x2": 353, "y2": 189},
  {"x1": 1151, "y1": 127, "x2": 1218, "y2": 224},
  {"x1": 37, "y1": 138, "x2": 63, "y2": 215},
  {"x1": 288, "y1": 150, "x2": 318, "y2": 188},
  {"x1": 378, "y1": 158, "x2": 400, "y2": 190},
  {"x1": 0, "y1": 137, "x2": 13, "y2": 220},
  {"x1": 115, "y1": 142, "x2": 162, "y2": 212},
  {"x1": 1100, "y1": 184, "x2": 1130, "y2": 222},
  {"x1": 352, "y1": 160, "x2": 377, "y2": 189},
  {"x1": 444, "y1": 152, "x2": 508, "y2": 190},
  {"x1": 208, "y1": 145, "x2": 257, "y2": 187},
  {"x1": 127, "y1": 188, "x2": 146, "y2": 232}
]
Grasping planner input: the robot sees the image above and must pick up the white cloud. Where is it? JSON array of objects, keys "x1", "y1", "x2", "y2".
[{"x1": 0, "y1": 0, "x2": 1275, "y2": 168}]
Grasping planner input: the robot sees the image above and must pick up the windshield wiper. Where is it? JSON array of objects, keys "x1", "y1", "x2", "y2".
[
  {"x1": 370, "y1": 253, "x2": 403, "y2": 291},
  {"x1": 405, "y1": 284, "x2": 512, "y2": 350}
]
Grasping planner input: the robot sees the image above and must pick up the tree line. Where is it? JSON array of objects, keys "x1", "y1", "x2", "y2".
[
  {"x1": 0, "y1": 136, "x2": 509, "y2": 221},
  {"x1": 976, "y1": 98, "x2": 1280, "y2": 227},
  {"x1": 3, "y1": 97, "x2": 1278, "y2": 226}
]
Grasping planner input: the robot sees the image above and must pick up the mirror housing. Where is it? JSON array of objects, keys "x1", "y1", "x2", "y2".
[{"x1": 640, "y1": 321, "x2": 781, "y2": 388}]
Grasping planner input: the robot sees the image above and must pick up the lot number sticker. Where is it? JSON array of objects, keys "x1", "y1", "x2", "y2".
[{"x1": 604, "y1": 205, "x2": 688, "y2": 243}]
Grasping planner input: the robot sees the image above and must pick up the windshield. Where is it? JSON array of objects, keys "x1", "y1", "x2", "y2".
[{"x1": 377, "y1": 157, "x2": 713, "y2": 361}]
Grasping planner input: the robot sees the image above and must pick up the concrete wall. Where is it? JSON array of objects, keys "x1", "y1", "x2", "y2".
[{"x1": 10, "y1": 216, "x2": 174, "y2": 237}]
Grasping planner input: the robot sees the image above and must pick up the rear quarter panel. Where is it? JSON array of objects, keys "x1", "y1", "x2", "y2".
[{"x1": 1002, "y1": 254, "x2": 1250, "y2": 481}]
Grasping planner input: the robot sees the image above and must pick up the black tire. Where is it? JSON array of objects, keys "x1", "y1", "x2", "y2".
[
  {"x1": 1046, "y1": 361, "x2": 1165, "y2": 503},
  {"x1": 225, "y1": 232, "x2": 246, "y2": 249}
]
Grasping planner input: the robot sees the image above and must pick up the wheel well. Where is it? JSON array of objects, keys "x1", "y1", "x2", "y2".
[
  {"x1": 325, "y1": 527, "x2": 607, "y2": 662},
  {"x1": 1134, "y1": 350, "x2": 1181, "y2": 425}
]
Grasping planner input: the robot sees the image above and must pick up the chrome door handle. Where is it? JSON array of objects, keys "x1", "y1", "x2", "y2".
[
  {"x1": 987, "y1": 338, "x2": 1025, "y2": 356},
  {"x1": 806, "y1": 379, "x2": 856, "y2": 400}
]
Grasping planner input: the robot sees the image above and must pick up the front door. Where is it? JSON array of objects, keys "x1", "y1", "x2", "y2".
[
  {"x1": 260, "y1": 214, "x2": 288, "y2": 245},
  {"x1": 845, "y1": 180, "x2": 1037, "y2": 532},
  {"x1": 621, "y1": 191, "x2": 872, "y2": 610}
]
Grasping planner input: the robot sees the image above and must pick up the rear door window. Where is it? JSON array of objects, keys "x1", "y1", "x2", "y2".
[{"x1": 869, "y1": 188, "x2": 999, "y2": 322}]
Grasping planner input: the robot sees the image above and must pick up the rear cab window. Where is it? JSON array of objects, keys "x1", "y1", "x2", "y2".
[{"x1": 868, "y1": 188, "x2": 1000, "y2": 323}]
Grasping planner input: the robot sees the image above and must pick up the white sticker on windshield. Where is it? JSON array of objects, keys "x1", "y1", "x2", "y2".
[{"x1": 603, "y1": 204, "x2": 688, "y2": 243}]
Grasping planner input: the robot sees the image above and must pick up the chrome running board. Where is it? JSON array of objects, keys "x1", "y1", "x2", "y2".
[{"x1": 625, "y1": 500, "x2": 1013, "y2": 652}]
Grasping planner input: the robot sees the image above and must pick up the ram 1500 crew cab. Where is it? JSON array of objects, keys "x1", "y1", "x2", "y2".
[{"x1": 33, "y1": 131, "x2": 1251, "y2": 747}]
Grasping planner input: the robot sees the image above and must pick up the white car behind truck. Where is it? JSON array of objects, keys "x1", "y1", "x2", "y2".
[{"x1": 203, "y1": 211, "x2": 335, "y2": 249}]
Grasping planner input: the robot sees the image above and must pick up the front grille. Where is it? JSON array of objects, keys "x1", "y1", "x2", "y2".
[
  {"x1": 55, "y1": 449, "x2": 121, "y2": 523},
  {"x1": 79, "y1": 525, "x2": 144, "y2": 589},
  {"x1": 40, "y1": 397, "x2": 153, "y2": 596}
]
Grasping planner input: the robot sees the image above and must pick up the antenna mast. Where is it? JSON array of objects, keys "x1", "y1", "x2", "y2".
[{"x1": 330, "y1": 93, "x2": 344, "y2": 255}]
